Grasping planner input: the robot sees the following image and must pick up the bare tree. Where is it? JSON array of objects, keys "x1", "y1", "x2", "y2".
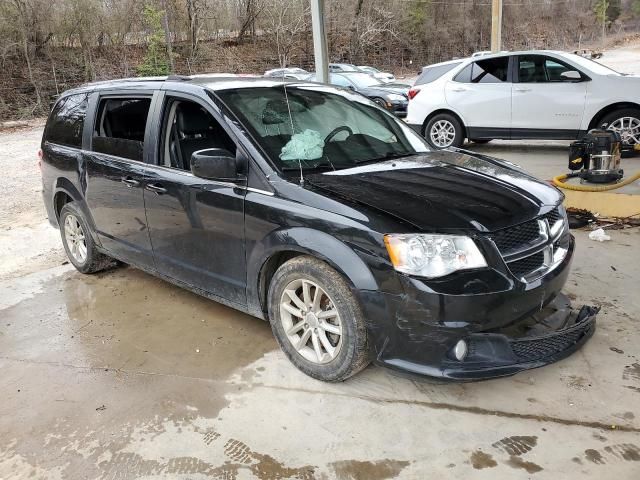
[
  {"x1": 264, "y1": 0, "x2": 309, "y2": 67},
  {"x1": 237, "y1": 0, "x2": 263, "y2": 44}
]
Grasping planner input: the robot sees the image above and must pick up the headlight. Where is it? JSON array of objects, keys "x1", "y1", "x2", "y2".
[
  {"x1": 386, "y1": 93, "x2": 406, "y2": 102},
  {"x1": 384, "y1": 234, "x2": 487, "y2": 278}
]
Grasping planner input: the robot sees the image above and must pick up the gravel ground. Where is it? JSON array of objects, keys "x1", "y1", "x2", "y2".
[{"x1": 0, "y1": 121, "x2": 65, "y2": 280}]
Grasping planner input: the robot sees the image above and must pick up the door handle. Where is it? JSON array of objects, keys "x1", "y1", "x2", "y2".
[
  {"x1": 451, "y1": 87, "x2": 468, "y2": 92},
  {"x1": 145, "y1": 183, "x2": 167, "y2": 195},
  {"x1": 515, "y1": 88, "x2": 532, "y2": 92},
  {"x1": 121, "y1": 176, "x2": 140, "y2": 188}
]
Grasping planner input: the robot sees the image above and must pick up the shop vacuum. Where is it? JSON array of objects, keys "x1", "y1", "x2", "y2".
[{"x1": 553, "y1": 129, "x2": 640, "y2": 192}]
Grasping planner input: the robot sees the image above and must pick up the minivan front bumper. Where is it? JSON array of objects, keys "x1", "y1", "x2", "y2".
[{"x1": 359, "y1": 235, "x2": 598, "y2": 380}]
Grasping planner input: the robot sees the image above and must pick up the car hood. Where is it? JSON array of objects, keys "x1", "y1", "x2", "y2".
[{"x1": 305, "y1": 150, "x2": 562, "y2": 233}]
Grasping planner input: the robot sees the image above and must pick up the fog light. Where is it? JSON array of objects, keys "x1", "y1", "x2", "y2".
[{"x1": 454, "y1": 340, "x2": 468, "y2": 361}]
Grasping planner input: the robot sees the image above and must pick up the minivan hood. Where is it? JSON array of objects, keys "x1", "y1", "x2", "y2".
[{"x1": 305, "y1": 151, "x2": 562, "y2": 232}]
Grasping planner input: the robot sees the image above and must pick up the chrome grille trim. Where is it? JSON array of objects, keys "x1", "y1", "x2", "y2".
[{"x1": 491, "y1": 207, "x2": 569, "y2": 283}]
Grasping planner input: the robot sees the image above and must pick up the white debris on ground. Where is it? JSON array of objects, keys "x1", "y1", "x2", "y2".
[{"x1": 588, "y1": 228, "x2": 612, "y2": 242}]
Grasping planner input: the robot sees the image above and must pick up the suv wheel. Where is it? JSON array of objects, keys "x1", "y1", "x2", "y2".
[
  {"x1": 425, "y1": 113, "x2": 464, "y2": 149},
  {"x1": 601, "y1": 108, "x2": 640, "y2": 146},
  {"x1": 59, "y1": 202, "x2": 113, "y2": 274},
  {"x1": 267, "y1": 256, "x2": 370, "y2": 382}
]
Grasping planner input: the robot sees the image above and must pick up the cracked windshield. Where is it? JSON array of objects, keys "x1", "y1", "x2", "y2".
[{"x1": 217, "y1": 86, "x2": 429, "y2": 172}]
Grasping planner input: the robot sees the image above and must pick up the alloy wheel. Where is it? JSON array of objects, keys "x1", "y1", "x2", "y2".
[
  {"x1": 608, "y1": 116, "x2": 640, "y2": 145},
  {"x1": 430, "y1": 119, "x2": 456, "y2": 148},
  {"x1": 279, "y1": 278, "x2": 343, "y2": 364},
  {"x1": 64, "y1": 214, "x2": 87, "y2": 264}
]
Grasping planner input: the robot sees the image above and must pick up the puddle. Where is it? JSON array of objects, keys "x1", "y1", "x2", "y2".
[{"x1": 1, "y1": 265, "x2": 277, "y2": 379}]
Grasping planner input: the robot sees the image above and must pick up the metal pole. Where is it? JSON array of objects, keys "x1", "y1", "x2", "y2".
[
  {"x1": 310, "y1": 0, "x2": 329, "y2": 83},
  {"x1": 491, "y1": 0, "x2": 503, "y2": 52}
]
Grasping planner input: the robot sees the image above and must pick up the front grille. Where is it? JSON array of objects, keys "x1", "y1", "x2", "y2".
[
  {"x1": 491, "y1": 221, "x2": 541, "y2": 254},
  {"x1": 510, "y1": 319, "x2": 594, "y2": 362},
  {"x1": 507, "y1": 251, "x2": 545, "y2": 278},
  {"x1": 490, "y1": 207, "x2": 566, "y2": 281},
  {"x1": 543, "y1": 208, "x2": 561, "y2": 225}
]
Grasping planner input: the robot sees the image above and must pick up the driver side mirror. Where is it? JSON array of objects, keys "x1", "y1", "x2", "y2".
[
  {"x1": 560, "y1": 70, "x2": 582, "y2": 81},
  {"x1": 191, "y1": 148, "x2": 238, "y2": 180}
]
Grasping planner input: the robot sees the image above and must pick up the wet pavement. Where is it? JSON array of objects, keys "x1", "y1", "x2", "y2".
[{"x1": 1, "y1": 127, "x2": 639, "y2": 478}]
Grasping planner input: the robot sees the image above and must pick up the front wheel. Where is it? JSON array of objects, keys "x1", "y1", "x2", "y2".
[
  {"x1": 267, "y1": 256, "x2": 370, "y2": 382},
  {"x1": 424, "y1": 113, "x2": 464, "y2": 149},
  {"x1": 600, "y1": 108, "x2": 640, "y2": 146},
  {"x1": 372, "y1": 97, "x2": 387, "y2": 108}
]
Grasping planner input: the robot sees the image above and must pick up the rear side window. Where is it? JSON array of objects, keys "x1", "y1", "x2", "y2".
[
  {"x1": 415, "y1": 62, "x2": 461, "y2": 85},
  {"x1": 92, "y1": 97, "x2": 151, "y2": 161},
  {"x1": 453, "y1": 64, "x2": 472, "y2": 83},
  {"x1": 44, "y1": 93, "x2": 89, "y2": 148},
  {"x1": 470, "y1": 57, "x2": 509, "y2": 83}
]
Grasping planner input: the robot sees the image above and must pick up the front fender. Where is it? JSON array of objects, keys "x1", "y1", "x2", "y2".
[{"x1": 246, "y1": 227, "x2": 379, "y2": 318}]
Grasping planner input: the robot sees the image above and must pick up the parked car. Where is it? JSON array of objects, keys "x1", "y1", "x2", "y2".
[
  {"x1": 307, "y1": 72, "x2": 409, "y2": 117},
  {"x1": 406, "y1": 50, "x2": 640, "y2": 149},
  {"x1": 357, "y1": 66, "x2": 396, "y2": 83},
  {"x1": 40, "y1": 76, "x2": 597, "y2": 382},
  {"x1": 264, "y1": 67, "x2": 309, "y2": 80},
  {"x1": 328, "y1": 63, "x2": 359, "y2": 73}
]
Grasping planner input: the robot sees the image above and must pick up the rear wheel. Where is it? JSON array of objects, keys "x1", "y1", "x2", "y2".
[
  {"x1": 600, "y1": 108, "x2": 640, "y2": 146},
  {"x1": 267, "y1": 256, "x2": 370, "y2": 382},
  {"x1": 424, "y1": 113, "x2": 464, "y2": 149},
  {"x1": 59, "y1": 202, "x2": 114, "y2": 274}
]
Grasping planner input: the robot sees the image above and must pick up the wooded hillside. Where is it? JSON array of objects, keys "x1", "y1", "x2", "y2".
[{"x1": 1, "y1": 0, "x2": 639, "y2": 120}]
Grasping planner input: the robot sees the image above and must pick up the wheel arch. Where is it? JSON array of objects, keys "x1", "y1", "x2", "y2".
[
  {"x1": 246, "y1": 228, "x2": 379, "y2": 319},
  {"x1": 422, "y1": 109, "x2": 467, "y2": 138},
  {"x1": 52, "y1": 178, "x2": 100, "y2": 244},
  {"x1": 588, "y1": 102, "x2": 640, "y2": 130},
  {"x1": 51, "y1": 178, "x2": 83, "y2": 224}
]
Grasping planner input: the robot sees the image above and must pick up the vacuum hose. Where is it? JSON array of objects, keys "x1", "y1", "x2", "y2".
[{"x1": 553, "y1": 170, "x2": 640, "y2": 191}]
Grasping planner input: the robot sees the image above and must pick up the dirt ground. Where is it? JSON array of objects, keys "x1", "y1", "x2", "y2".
[{"x1": 1, "y1": 45, "x2": 640, "y2": 479}]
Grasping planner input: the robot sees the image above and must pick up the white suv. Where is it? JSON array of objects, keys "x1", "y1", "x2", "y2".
[{"x1": 406, "y1": 50, "x2": 640, "y2": 149}]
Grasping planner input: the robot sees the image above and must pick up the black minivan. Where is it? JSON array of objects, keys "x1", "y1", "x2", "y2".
[{"x1": 40, "y1": 76, "x2": 597, "y2": 382}]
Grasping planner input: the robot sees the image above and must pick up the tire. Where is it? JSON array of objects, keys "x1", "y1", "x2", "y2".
[
  {"x1": 372, "y1": 97, "x2": 387, "y2": 108},
  {"x1": 469, "y1": 139, "x2": 491, "y2": 144},
  {"x1": 59, "y1": 202, "x2": 114, "y2": 274},
  {"x1": 424, "y1": 113, "x2": 464, "y2": 149},
  {"x1": 267, "y1": 255, "x2": 370, "y2": 382},
  {"x1": 599, "y1": 108, "x2": 640, "y2": 146}
]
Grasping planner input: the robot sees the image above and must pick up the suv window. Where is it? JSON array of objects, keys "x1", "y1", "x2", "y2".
[
  {"x1": 160, "y1": 98, "x2": 236, "y2": 171},
  {"x1": 92, "y1": 97, "x2": 151, "y2": 161},
  {"x1": 471, "y1": 57, "x2": 509, "y2": 83},
  {"x1": 453, "y1": 64, "x2": 472, "y2": 83},
  {"x1": 45, "y1": 93, "x2": 89, "y2": 148},
  {"x1": 331, "y1": 74, "x2": 354, "y2": 88},
  {"x1": 518, "y1": 55, "x2": 576, "y2": 82},
  {"x1": 415, "y1": 62, "x2": 461, "y2": 85}
]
